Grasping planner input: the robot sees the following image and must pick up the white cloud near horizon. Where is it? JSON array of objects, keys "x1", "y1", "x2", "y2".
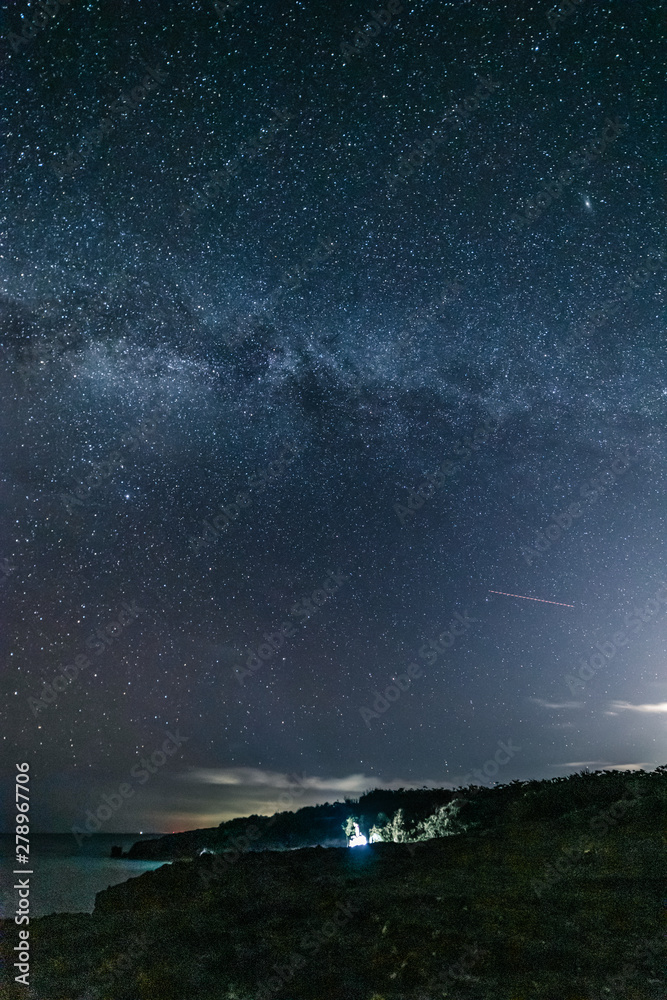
[
  {"x1": 607, "y1": 701, "x2": 667, "y2": 714},
  {"x1": 185, "y1": 767, "x2": 442, "y2": 793},
  {"x1": 551, "y1": 761, "x2": 654, "y2": 771},
  {"x1": 529, "y1": 698, "x2": 584, "y2": 709}
]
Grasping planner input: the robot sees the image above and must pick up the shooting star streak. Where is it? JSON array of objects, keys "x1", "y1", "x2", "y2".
[{"x1": 489, "y1": 589, "x2": 574, "y2": 608}]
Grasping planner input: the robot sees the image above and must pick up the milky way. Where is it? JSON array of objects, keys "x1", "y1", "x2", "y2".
[{"x1": 2, "y1": 0, "x2": 666, "y2": 832}]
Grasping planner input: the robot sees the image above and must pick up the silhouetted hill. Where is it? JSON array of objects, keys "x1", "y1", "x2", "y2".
[
  {"x1": 122, "y1": 765, "x2": 667, "y2": 860},
  {"x1": 2, "y1": 767, "x2": 665, "y2": 999}
]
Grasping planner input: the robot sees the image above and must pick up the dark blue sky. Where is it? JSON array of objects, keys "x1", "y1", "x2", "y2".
[{"x1": 1, "y1": 0, "x2": 666, "y2": 833}]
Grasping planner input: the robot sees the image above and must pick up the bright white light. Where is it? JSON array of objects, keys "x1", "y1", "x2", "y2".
[{"x1": 348, "y1": 823, "x2": 367, "y2": 847}]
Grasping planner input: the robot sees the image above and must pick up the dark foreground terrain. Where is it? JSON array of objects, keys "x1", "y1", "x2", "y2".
[{"x1": 2, "y1": 770, "x2": 666, "y2": 999}]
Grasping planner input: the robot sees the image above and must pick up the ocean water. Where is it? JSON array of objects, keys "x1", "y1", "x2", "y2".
[{"x1": 0, "y1": 833, "x2": 168, "y2": 918}]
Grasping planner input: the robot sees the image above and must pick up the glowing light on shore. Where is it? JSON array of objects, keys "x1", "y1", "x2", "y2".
[{"x1": 348, "y1": 823, "x2": 367, "y2": 847}]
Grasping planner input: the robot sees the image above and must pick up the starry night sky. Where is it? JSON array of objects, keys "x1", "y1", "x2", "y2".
[{"x1": 1, "y1": 0, "x2": 666, "y2": 834}]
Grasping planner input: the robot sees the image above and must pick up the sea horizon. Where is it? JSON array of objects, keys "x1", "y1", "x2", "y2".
[{"x1": 0, "y1": 833, "x2": 169, "y2": 918}]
